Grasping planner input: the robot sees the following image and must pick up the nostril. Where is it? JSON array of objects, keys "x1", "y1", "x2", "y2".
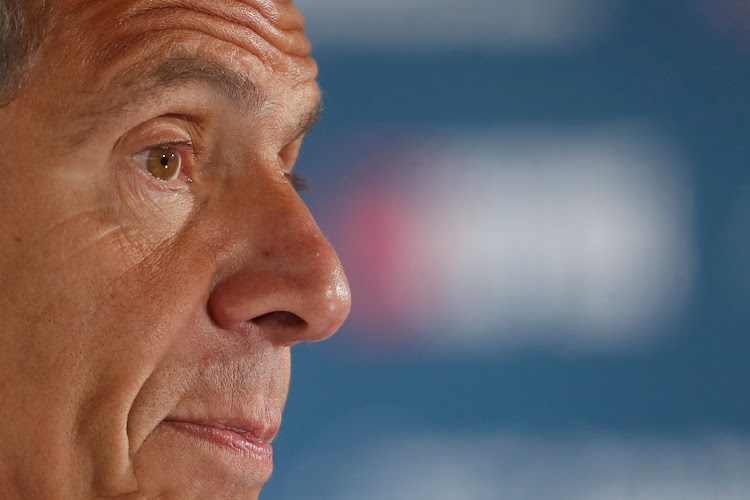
[{"x1": 251, "y1": 311, "x2": 307, "y2": 329}]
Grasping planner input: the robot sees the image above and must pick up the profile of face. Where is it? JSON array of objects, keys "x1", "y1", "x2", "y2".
[{"x1": 0, "y1": 0, "x2": 350, "y2": 497}]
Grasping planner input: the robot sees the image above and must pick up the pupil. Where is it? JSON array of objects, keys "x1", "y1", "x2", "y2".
[{"x1": 160, "y1": 155, "x2": 169, "y2": 166}]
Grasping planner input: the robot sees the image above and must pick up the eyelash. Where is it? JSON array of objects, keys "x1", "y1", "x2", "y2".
[{"x1": 285, "y1": 172, "x2": 310, "y2": 192}]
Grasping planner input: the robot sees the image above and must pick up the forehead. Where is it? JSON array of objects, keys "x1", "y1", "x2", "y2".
[{"x1": 38, "y1": 0, "x2": 319, "y2": 112}]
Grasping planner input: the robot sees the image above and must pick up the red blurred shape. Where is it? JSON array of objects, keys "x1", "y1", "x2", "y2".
[{"x1": 337, "y1": 180, "x2": 418, "y2": 342}]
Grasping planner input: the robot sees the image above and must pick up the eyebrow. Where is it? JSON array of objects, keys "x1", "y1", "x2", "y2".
[
  {"x1": 82, "y1": 55, "x2": 322, "y2": 142},
  {"x1": 102, "y1": 56, "x2": 266, "y2": 114},
  {"x1": 291, "y1": 97, "x2": 323, "y2": 142}
]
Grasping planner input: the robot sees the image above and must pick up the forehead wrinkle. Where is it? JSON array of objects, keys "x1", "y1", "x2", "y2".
[
  {"x1": 46, "y1": 0, "x2": 317, "y2": 96},
  {"x1": 122, "y1": 2, "x2": 309, "y2": 57},
  {"x1": 61, "y1": 0, "x2": 312, "y2": 62}
]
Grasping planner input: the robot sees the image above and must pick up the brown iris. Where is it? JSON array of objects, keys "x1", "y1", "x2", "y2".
[{"x1": 146, "y1": 148, "x2": 181, "y2": 181}]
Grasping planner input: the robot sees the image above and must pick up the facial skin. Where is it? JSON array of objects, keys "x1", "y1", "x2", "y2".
[{"x1": 0, "y1": 0, "x2": 350, "y2": 498}]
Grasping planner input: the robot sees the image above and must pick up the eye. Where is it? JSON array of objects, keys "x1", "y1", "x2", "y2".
[{"x1": 145, "y1": 147, "x2": 182, "y2": 181}]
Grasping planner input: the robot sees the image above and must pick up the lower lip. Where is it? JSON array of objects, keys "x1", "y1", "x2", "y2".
[{"x1": 164, "y1": 421, "x2": 274, "y2": 464}]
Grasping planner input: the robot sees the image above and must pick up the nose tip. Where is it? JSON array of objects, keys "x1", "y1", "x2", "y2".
[
  {"x1": 208, "y1": 211, "x2": 351, "y2": 346},
  {"x1": 319, "y1": 264, "x2": 352, "y2": 337},
  {"x1": 263, "y1": 258, "x2": 351, "y2": 345},
  {"x1": 251, "y1": 248, "x2": 351, "y2": 345}
]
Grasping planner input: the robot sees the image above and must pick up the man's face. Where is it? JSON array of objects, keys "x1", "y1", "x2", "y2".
[{"x1": 0, "y1": 0, "x2": 350, "y2": 497}]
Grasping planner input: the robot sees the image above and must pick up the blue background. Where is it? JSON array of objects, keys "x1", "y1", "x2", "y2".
[{"x1": 263, "y1": 1, "x2": 750, "y2": 498}]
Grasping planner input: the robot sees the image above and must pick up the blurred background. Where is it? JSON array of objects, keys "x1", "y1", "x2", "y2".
[{"x1": 265, "y1": 1, "x2": 750, "y2": 498}]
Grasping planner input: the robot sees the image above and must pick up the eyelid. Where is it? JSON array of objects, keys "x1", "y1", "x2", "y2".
[
  {"x1": 279, "y1": 137, "x2": 308, "y2": 192},
  {"x1": 119, "y1": 111, "x2": 209, "y2": 180}
]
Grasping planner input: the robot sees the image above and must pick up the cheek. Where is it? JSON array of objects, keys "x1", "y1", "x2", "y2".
[
  {"x1": 0, "y1": 205, "x2": 218, "y2": 394},
  {"x1": 0, "y1": 147, "x2": 224, "y2": 492},
  {"x1": 0, "y1": 145, "x2": 224, "y2": 398}
]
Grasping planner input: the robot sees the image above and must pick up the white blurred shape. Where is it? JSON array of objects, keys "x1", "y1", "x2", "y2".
[
  {"x1": 340, "y1": 123, "x2": 693, "y2": 353},
  {"x1": 425, "y1": 125, "x2": 692, "y2": 350},
  {"x1": 278, "y1": 431, "x2": 750, "y2": 500},
  {"x1": 297, "y1": 0, "x2": 620, "y2": 52}
]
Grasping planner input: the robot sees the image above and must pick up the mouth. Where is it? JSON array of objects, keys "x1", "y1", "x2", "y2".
[{"x1": 162, "y1": 419, "x2": 276, "y2": 465}]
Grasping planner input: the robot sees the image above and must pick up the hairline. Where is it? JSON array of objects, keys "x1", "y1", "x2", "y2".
[{"x1": 0, "y1": 0, "x2": 43, "y2": 106}]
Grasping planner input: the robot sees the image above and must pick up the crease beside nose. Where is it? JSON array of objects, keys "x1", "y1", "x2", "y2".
[{"x1": 208, "y1": 192, "x2": 351, "y2": 346}]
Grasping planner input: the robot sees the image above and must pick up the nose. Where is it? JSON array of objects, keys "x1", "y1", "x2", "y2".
[{"x1": 208, "y1": 173, "x2": 351, "y2": 346}]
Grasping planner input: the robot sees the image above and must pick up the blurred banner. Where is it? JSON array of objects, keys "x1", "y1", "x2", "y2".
[
  {"x1": 278, "y1": 426, "x2": 750, "y2": 500},
  {"x1": 321, "y1": 123, "x2": 693, "y2": 355}
]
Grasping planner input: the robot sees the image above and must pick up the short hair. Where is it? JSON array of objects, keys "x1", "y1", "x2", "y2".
[{"x1": 0, "y1": 0, "x2": 34, "y2": 106}]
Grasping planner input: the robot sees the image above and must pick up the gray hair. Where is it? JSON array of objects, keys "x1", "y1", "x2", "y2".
[{"x1": 0, "y1": 0, "x2": 33, "y2": 105}]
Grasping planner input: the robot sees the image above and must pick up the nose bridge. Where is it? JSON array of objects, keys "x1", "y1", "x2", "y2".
[
  {"x1": 208, "y1": 171, "x2": 351, "y2": 345},
  {"x1": 252, "y1": 174, "x2": 340, "y2": 288}
]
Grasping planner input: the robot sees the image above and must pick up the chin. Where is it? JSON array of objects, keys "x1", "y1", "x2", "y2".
[{"x1": 131, "y1": 422, "x2": 268, "y2": 499}]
